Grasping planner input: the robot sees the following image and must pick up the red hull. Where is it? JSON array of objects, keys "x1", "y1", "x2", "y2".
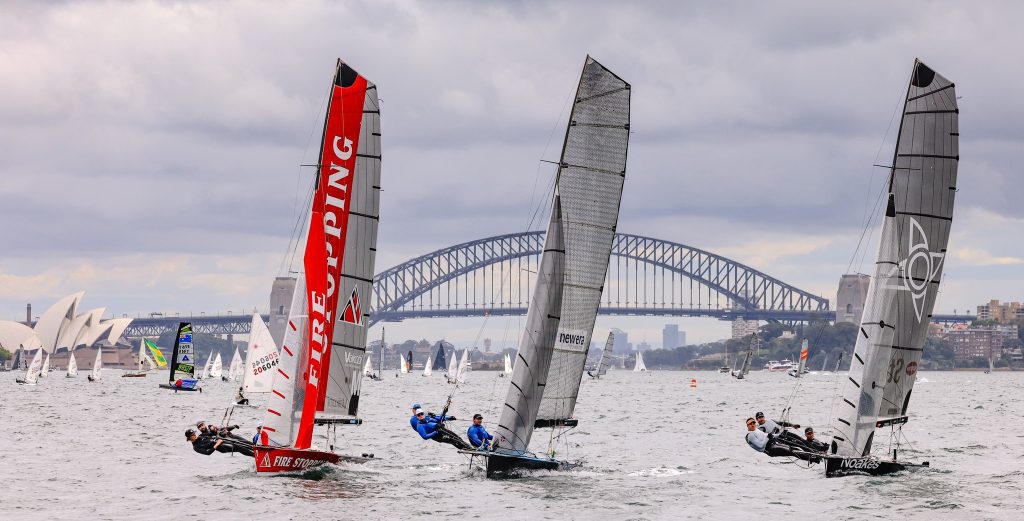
[{"x1": 255, "y1": 447, "x2": 340, "y2": 473}]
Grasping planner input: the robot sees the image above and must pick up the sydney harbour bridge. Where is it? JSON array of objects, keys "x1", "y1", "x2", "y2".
[{"x1": 120, "y1": 230, "x2": 968, "y2": 338}]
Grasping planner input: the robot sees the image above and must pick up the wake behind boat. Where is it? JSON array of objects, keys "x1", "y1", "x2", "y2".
[{"x1": 254, "y1": 58, "x2": 381, "y2": 474}]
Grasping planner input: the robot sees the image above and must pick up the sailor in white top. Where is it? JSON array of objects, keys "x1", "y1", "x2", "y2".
[{"x1": 745, "y1": 418, "x2": 769, "y2": 452}]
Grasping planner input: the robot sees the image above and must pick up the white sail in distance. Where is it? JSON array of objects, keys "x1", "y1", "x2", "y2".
[
  {"x1": 40, "y1": 353, "x2": 50, "y2": 377},
  {"x1": 66, "y1": 351, "x2": 78, "y2": 377},
  {"x1": 91, "y1": 348, "x2": 102, "y2": 380},
  {"x1": 634, "y1": 351, "x2": 647, "y2": 372},
  {"x1": 830, "y1": 60, "x2": 959, "y2": 458},
  {"x1": 423, "y1": 357, "x2": 432, "y2": 377},
  {"x1": 201, "y1": 353, "x2": 213, "y2": 379},
  {"x1": 25, "y1": 349, "x2": 43, "y2": 384},
  {"x1": 243, "y1": 314, "x2": 278, "y2": 393},
  {"x1": 446, "y1": 350, "x2": 457, "y2": 376},
  {"x1": 538, "y1": 56, "x2": 630, "y2": 425},
  {"x1": 400, "y1": 354, "x2": 409, "y2": 374},
  {"x1": 209, "y1": 353, "x2": 224, "y2": 379},
  {"x1": 493, "y1": 196, "x2": 566, "y2": 454},
  {"x1": 456, "y1": 349, "x2": 470, "y2": 384},
  {"x1": 363, "y1": 356, "x2": 373, "y2": 376},
  {"x1": 504, "y1": 353, "x2": 513, "y2": 374},
  {"x1": 227, "y1": 347, "x2": 243, "y2": 381}
]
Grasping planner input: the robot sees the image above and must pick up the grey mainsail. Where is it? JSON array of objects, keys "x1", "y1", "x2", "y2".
[
  {"x1": 537, "y1": 56, "x2": 630, "y2": 425},
  {"x1": 494, "y1": 197, "x2": 566, "y2": 454},
  {"x1": 319, "y1": 64, "x2": 383, "y2": 421},
  {"x1": 830, "y1": 60, "x2": 958, "y2": 458}
]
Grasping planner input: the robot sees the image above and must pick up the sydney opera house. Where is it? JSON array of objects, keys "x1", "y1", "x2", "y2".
[{"x1": 0, "y1": 292, "x2": 135, "y2": 369}]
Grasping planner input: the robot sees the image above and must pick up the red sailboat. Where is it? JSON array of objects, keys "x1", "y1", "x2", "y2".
[{"x1": 255, "y1": 59, "x2": 382, "y2": 473}]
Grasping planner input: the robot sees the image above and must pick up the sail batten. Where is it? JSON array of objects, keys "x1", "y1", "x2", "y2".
[
  {"x1": 537, "y1": 56, "x2": 630, "y2": 424},
  {"x1": 830, "y1": 60, "x2": 958, "y2": 457}
]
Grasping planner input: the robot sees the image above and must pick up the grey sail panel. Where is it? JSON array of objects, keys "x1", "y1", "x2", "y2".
[
  {"x1": 537, "y1": 56, "x2": 630, "y2": 423},
  {"x1": 597, "y1": 332, "x2": 614, "y2": 376},
  {"x1": 494, "y1": 197, "x2": 566, "y2": 454},
  {"x1": 322, "y1": 75, "x2": 382, "y2": 420},
  {"x1": 830, "y1": 60, "x2": 958, "y2": 457},
  {"x1": 878, "y1": 61, "x2": 957, "y2": 419}
]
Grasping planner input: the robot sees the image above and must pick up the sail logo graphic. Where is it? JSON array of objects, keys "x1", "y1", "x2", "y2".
[
  {"x1": 341, "y1": 288, "x2": 362, "y2": 325},
  {"x1": 885, "y1": 218, "x2": 944, "y2": 322},
  {"x1": 555, "y1": 329, "x2": 588, "y2": 352},
  {"x1": 261, "y1": 454, "x2": 271, "y2": 468}
]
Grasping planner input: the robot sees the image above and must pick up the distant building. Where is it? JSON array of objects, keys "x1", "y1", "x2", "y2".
[
  {"x1": 976, "y1": 300, "x2": 1024, "y2": 323},
  {"x1": 943, "y1": 325, "x2": 1018, "y2": 362},
  {"x1": 662, "y1": 324, "x2": 680, "y2": 349},
  {"x1": 836, "y1": 274, "x2": 871, "y2": 324},
  {"x1": 637, "y1": 341, "x2": 651, "y2": 352},
  {"x1": 611, "y1": 328, "x2": 630, "y2": 353},
  {"x1": 268, "y1": 277, "x2": 296, "y2": 348},
  {"x1": 731, "y1": 319, "x2": 759, "y2": 340}
]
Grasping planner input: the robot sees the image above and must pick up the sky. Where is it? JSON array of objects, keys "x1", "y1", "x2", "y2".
[{"x1": 1, "y1": 0, "x2": 1022, "y2": 347}]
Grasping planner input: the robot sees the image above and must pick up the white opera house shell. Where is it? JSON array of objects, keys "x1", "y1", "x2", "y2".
[{"x1": 0, "y1": 292, "x2": 132, "y2": 366}]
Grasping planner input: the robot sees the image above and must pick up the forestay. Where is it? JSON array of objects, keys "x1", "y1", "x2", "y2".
[
  {"x1": 537, "y1": 56, "x2": 630, "y2": 425},
  {"x1": 494, "y1": 197, "x2": 566, "y2": 454},
  {"x1": 830, "y1": 60, "x2": 958, "y2": 458}
]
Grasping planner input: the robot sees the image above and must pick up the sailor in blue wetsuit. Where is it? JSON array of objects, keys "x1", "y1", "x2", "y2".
[
  {"x1": 415, "y1": 408, "x2": 471, "y2": 450},
  {"x1": 409, "y1": 403, "x2": 454, "y2": 431},
  {"x1": 466, "y1": 413, "x2": 493, "y2": 449}
]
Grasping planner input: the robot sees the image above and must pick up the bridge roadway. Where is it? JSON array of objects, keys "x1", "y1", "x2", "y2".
[{"x1": 121, "y1": 311, "x2": 975, "y2": 338}]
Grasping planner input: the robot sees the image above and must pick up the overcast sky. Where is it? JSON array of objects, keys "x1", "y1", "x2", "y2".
[{"x1": 1, "y1": 1, "x2": 1022, "y2": 346}]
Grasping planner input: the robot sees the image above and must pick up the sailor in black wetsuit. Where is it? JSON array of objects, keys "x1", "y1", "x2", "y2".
[
  {"x1": 187, "y1": 429, "x2": 255, "y2": 457},
  {"x1": 803, "y1": 427, "x2": 829, "y2": 453},
  {"x1": 755, "y1": 411, "x2": 808, "y2": 448},
  {"x1": 197, "y1": 421, "x2": 249, "y2": 444}
]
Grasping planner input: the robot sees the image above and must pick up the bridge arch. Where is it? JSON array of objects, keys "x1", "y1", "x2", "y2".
[{"x1": 371, "y1": 231, "x2": 828, "y2": 325}]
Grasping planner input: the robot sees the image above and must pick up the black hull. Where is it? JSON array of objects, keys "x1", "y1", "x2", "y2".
[
  {"x1": 824, "y1": 456, "x2": 928, "y2": 477},
  {"x1": 486, "y1": 453, "x2": 560, "y2": 478}
]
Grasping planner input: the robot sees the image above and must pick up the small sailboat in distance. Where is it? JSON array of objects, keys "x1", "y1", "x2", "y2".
[
  {"x1": 225, "y1": 346, "x2": 243, "y2": 382},
  {"x1": 66, "y1": 350, "x2": 79, "y2": 378},
  {"x1": 588, "y1": 332, "x2": 614, "y2": 379},
  {"x1": 159, "y1": 322, "x2": 200, "y2": 392},
  {"x1": 423, "y1": 357, "x2": 432, "y2": 377},
  {"x1": 124, "y1": 339, "x2": 155, "y2": 377},
  {"x1": 40, "y1": 353, "x2": 50, "y2": 377},
  {"x1": 209, "y1": 352, "x2": 224, "y2": 380},
  {"x1": 87, "y1": 348, "x2": 102, "y2": 382},
  {"x1": 399, "y1": 353, "x2": 409, "y2": 374},
  {"x1": 820, "y1": 59, "x2": 958, "y2": 477},
  {"x1": 788, "y1": 339, "x2": 810, "y2": 378},
  {"x1": 16, "y1": 349, "x2": 43, "y2": 385},
  {"x1": 634, "y1": 351, "x2": 647, "y2": 372},
  {"x1": 499, "y1": 352, "x2": 513, "y2": 378}
]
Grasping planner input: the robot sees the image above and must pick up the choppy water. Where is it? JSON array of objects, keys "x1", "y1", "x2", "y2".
[{"x1": 3, "y1": 369, "x2": 1023, "y2": 520}]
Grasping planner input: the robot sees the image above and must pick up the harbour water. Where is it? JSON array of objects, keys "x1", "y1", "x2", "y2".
[{"x1": 3, "y1": 370, "x2": 1022, "y2": 520}]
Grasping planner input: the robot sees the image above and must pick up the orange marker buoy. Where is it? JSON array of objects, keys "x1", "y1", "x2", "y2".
[{"x1": 690, "y1": 378, "x2": 697, "y2": 389}]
